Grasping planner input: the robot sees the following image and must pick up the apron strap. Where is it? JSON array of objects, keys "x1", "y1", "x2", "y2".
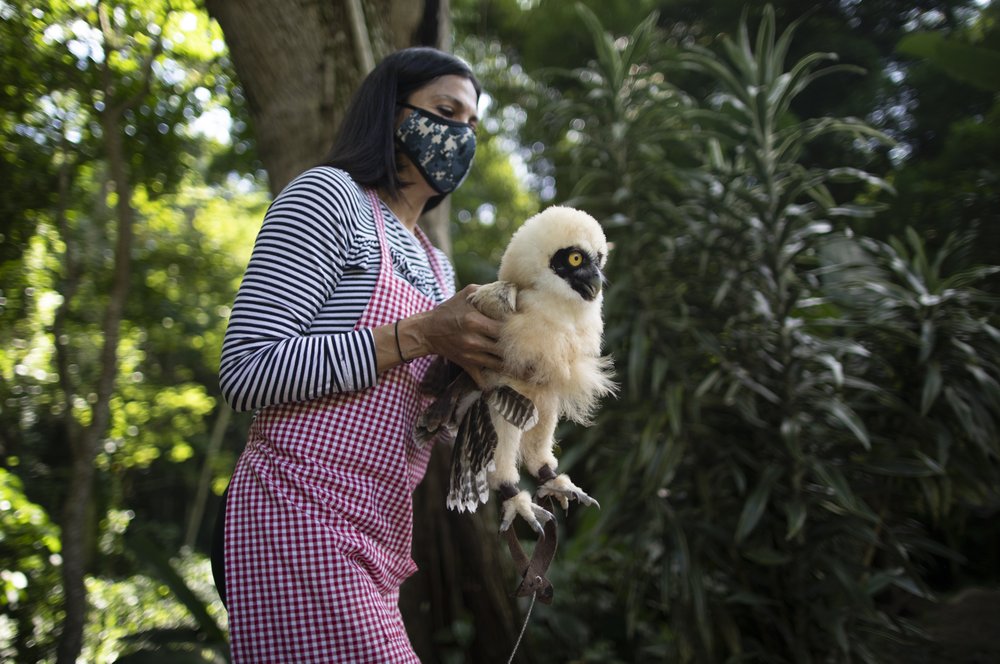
[{"x1": 366, "y1": 189, "x2": 451, "y2": 299}]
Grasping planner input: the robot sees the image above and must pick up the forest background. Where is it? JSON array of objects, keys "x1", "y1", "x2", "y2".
[{"x1": 1, "y1": 0, "x2": 999, "y2": 663}]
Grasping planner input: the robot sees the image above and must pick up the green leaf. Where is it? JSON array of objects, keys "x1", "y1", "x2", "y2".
[
  {"x1": 918, "y1": 319, "x2": 936, "y2": 364},
  {"x1": 784, "y1": 499, "x2": 807, "y2": 541},
  {"x1": 627, "y1": 318, "x2": 649, "y2": 396},
  {"x1": 735, "y1": 464, "x2": 782, "y2": 543},
  {"x1": 659, "y1": 437, "x2": 687, "y2": 486},
  {"x1": 828, "y1": 204, "x2": 878, "y2": 219},
  {"x1": 810, "y1": 461, "x2": 877, "y2": 521},
  {"x1": 752, "y1": 5, "x2": 775, "y2": 84},
  {"x1": 816, "y1": 353, "x2": 843, "y2": 388},
  {"x1": 921, "y1": 361, "x2": 943, "y2": 416},
  {"x1": 968, "y1": 364, "x2": 1000, "y2": 413},
  {"x1": 687, "y1": 557, "x2": 714, "y2": 659},
  {"x1": 826, "y1": 167, "x2": 896, "y2": 190},
  {"x1": 821, "y1": 399, "x2": 870, "y2": 449},
  {"x1": 694, "y1": 368, "x2": 722, "y2": 398},
  {"x1": 859, "y1": 460, "x2": 940, "y2": 478},
  {"x1": 823, "y1": 556, "x2": 867, "y2": 606},
  {"x1": 575, "y1": 3, "x2": 623, "y2": 90}
]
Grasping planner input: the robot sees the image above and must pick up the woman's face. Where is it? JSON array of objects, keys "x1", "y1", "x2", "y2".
[
  {"x1": 395, "y1": 74, "x2": 479, "y2": 196},
  {"x1": 405, "y1": 74, "x2": 479, "y2": 130}
]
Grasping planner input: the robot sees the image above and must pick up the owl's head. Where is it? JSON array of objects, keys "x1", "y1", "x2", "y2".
[{"x1": 498, "y1": 206, "x2": 608, "y2": 302}]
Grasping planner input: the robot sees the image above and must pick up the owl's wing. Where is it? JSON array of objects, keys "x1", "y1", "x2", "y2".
[
  {"x1": 486, "y1": 385, "x2": 539, "y2": 431},
  {"x1": 414, "y1": 366, "x2": 480, "y2": 448},
  {"x1": 447, "y1": 395, "x2": 496, "y2": 512},
  {"x1": 445, "y1": 385, "x2": 539, "y2": 513}
]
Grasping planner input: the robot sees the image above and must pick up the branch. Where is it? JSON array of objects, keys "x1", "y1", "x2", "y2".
[
  {"x1": 346, "y1": 0, "x2": 375, "y2": 75},
  {"x1": 52, "y1": 139, "x2": 82, "y2": 458},
  {"x1": 97, "y1": 0, "x2": 167, "y2": 118}
]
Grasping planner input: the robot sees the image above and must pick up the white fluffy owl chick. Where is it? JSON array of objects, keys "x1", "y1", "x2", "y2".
[{"x1": 417, "y1": 206, "x2": 616, "y2": 534}]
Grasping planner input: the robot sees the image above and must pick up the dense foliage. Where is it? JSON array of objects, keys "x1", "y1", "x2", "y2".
[
  {"x1": 0, "y1": 1, "x2": 253, "y2": 661},
  {"x1": 513, "y1": 6, "x2": 1000, "y2": 663}
]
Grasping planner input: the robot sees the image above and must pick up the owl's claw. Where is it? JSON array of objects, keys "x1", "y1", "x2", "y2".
[
  {"x1": 499, "y1": 490, "x2": 555, "y2": 535},
  {"x1": 537, "y1": 474, "x2": 600, "y2": 512}
]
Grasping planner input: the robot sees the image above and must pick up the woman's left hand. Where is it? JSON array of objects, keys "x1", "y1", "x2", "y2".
[{"x1": 376, "y1": 285, "x2": 504, "y2": 384}]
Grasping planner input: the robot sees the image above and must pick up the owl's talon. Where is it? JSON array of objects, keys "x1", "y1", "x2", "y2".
[
  {"x1": 537, "y1": 474, "x2": 600, "y2": 512},
  {"x1": 499, "y1": 490, "x2": 555, "y2": 535}
]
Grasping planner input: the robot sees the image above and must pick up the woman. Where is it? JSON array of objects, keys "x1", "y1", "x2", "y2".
[{"x1": 213, "y1": 47, "x2": 499, "y2": 662}]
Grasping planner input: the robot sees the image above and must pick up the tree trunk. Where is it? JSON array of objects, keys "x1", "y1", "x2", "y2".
[
  {"x1": 55, "y1": 105, "x2": 135, "y2": 664},
  {"x1": 402, "y1": 446, "x2": 535, "y2": 664},
  {"x1": 183, "y1": 406, "x2": 232, "y2": 550},
  {"x1": 207, "y1": 2, "x2": 527, "y2": 661},
  {"x1": 55, "y1": 5, "x2": 158, "y2": 659},
  {"x1": 207, "y1": 0, "x2": 453, "y2": 243},
  {"x1": 206, "y1": 0, "x2": 436, "y2": 196}
]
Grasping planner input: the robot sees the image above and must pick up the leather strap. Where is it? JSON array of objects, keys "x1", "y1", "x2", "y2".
[{"x1": 502, "y1": 498, "x2": 558, "y2": 604}]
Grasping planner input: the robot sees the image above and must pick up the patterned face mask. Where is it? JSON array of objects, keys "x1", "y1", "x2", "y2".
[{"x1": 395, "y1": 103, "x2": 476, "y2": 195}]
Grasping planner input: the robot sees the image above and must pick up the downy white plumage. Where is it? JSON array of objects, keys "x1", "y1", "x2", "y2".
[{"x1": 416, "y1": 206, "x2": 616, "y2": 532}]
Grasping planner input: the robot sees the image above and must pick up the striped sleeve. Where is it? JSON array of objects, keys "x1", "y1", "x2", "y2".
[{"x1": 219, "y1": 168, "x2": 377, "y2": 412}]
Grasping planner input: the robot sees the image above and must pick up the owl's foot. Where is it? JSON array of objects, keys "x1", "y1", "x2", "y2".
[
  {"x1": 537, "y1": 473, "x2": 600, "y2": 512},
  {"x1": 498, "y1": 487, "x2": 555, "y2": 536}
]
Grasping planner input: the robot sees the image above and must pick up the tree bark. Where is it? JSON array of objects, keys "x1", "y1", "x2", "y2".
[
  {"x1": 206, "y1": 0, "x2": 434, "y2": 196},
  {"x1": 207, "y1": 0, "x2": 453, "y2": 244}
]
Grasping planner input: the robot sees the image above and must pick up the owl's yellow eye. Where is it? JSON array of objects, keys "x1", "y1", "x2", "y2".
[{"x1": 568, "y1": 251, "x2": 584, "y2": 267}]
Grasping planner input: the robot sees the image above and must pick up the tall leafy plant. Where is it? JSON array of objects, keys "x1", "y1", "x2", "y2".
[
  {"x1": 527, "y1": 5, "x2": 999, "y2": 663},
  {"x1": 841, "y1": 229, "x2": 1000, "y2": 534}
]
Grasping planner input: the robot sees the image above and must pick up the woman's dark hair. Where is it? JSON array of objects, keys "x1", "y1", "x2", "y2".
[{"x1": 323, "y1": 47, "x2": 481, "y2": 207}]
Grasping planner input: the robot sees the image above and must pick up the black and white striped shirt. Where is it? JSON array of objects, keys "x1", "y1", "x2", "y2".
[{"x1": 220, "y1": 166, "x2": 455, "y2": 412}]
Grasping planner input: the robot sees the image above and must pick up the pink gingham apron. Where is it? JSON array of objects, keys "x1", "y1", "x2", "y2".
[{"x1": 225, "y1": 190, "x2": 452, "y2": 663}]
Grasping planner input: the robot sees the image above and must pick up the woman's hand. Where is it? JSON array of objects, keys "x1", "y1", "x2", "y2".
[{"x1": 374, "y1": 285, "x2": 504, "y2": 385}]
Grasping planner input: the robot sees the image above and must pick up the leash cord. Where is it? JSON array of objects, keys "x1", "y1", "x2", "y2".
[{"x1": 506, "y1": 588, "x2": 538, "y2": 664}]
